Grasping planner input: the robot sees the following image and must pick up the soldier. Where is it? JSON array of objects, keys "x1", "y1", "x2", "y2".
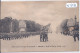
[
  {"x1": 40, "y1": 27, "x2": 44, "y2": 42},
  {"x1": 40, "y1": 33, "x2": 43, "y2": 42},
  {"x1": 40, "y1": 24, "x2": 51, "y2": 42},
  {"x1": 43, "y1": 32, "x2": 48, "y2": 42},
  {"x1": 73, "y1": 26, "x2": 79, "y2": 41},
  {"x1": 40, "y1": 26, "x2": 48, "y2": 42}
]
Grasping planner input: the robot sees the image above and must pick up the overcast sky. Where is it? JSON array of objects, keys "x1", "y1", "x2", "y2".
[{"x1": 1, "y1": 1, "x2": 79, "y2": 31}]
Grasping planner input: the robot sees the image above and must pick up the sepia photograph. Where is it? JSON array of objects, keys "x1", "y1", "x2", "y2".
[{"x1": 0, "y1": 1, "x2": 79, "y2": 52}]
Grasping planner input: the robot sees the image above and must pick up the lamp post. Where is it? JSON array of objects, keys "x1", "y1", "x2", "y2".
[{"x1": 74, "y1": 16, "x2": 77, "y2": 26}]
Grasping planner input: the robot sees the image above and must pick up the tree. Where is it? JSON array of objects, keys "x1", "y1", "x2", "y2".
[
  {"x1": 12, "y1": 19, "x2": 19, "y2": 32},
  {"x1": 0, "y1": 19, "x2": 3, "y2": 33},
  {"x1": 0, "y1": 17, "x2": 12, "y2": 33},
  {"x1": 26, "y1": 20, "x2": 42, "y2": 32}
]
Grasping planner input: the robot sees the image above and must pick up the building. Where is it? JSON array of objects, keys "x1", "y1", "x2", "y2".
[{"x1": 19, "y1": 20, "x2": 26, "y2": 32}]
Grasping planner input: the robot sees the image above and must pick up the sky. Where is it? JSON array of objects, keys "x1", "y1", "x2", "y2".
[{"x1": 1, "y1": 1, "x2": 79, "y2": 31}]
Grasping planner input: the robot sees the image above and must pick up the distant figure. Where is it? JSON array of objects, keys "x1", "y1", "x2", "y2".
[
  {"x1": 73, "y1": 26, "x2": 79, "y2": 42},
  {"x1": 40, "y1": 28, "x2": 48, "y2": 42},
  {"x1": 40, "y1": 24, "x2": 51, "y2": 42},
  {"x1": 40, "y1": 33, "x2": 43, "y2": 42},
  {"x1": 43, "y1": 32, "x2": 48, "y2": 42}
]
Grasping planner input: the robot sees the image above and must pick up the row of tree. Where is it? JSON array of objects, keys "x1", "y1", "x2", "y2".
[
  {"x1": 0, "y1": 17, "x2": 42, "y2": 33},
  {"x1": 56, "y1": 18, "x2": 79, "y2": 35},
  {"x1": 0, "y1": 17, "x2": 12, "y2": 33}
]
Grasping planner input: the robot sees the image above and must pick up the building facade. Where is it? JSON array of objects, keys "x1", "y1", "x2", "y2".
[{"x1": 19, "y1": 20, "x2": 26, "y2": 32}]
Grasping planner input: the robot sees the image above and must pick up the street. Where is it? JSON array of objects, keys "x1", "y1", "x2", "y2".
[{"x1": 1, "y1": 32, "x2": 79, "y2": 52}]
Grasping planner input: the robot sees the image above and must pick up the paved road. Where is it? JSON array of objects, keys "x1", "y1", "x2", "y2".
[{"x1": 1, "y1": 32, "x2": 79, "y2": 52}]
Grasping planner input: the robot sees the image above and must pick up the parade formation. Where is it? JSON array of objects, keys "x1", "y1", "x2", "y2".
[{"x1": 0, "y1": 16, "x2": 79, "y2": 42}]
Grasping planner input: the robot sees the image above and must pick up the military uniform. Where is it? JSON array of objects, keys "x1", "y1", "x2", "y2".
[
  {"x1": 40, "y1": 27, "x2": 48, "y2": 42},
  {"x1": 73, "y1": 30, "x2": 79, "y2": 41}
]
